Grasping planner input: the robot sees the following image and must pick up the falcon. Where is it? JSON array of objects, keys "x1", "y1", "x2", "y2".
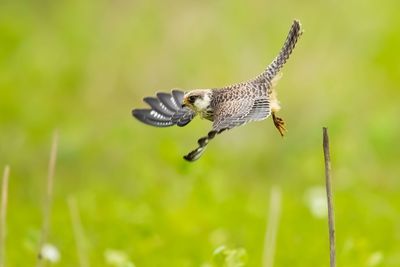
[{"x1": 132, "y1": 20, "x2": 303, "y2": 161}]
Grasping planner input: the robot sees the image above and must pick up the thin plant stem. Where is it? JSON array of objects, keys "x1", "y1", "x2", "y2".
[
  {"x1": 323, "y1": 127, "x2": 336, "y2": 267},
  {"x1": 37, "y1": 131, "x2": 58, "y2": 266},
  {"x1": 0, "y1": 166, "x2": 10, "y2": 267},
  {"x1": 262, "y1": 186, "x2": 282, "y2": 267},
  {"x1": 68, "y1": 196, "x2": 90, "y2": 267}
]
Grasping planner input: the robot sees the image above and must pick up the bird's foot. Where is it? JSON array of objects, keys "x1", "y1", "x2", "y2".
[{"x1": 272, "y1": 113, "x2": 286, "y2": 137}]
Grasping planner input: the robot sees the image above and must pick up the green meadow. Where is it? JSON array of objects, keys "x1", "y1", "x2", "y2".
[{"x1": 1, "y1": 0, "x2": 399, "y2": 266}]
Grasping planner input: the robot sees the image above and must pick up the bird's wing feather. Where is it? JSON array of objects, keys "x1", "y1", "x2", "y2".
[
  {"x1": 132, "y1": 90, "x2": 196, "y2": 127},
  {"x1": 212, "y1": 97, "x2": 270, "y2": 131}
]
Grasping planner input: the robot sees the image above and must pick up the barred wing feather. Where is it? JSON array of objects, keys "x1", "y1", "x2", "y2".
[{"x1": 132, "y1": 90, "x2": 196, "y2": 127}]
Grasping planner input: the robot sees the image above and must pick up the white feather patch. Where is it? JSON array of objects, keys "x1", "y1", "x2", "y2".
[{"x1": 193, "y1": 93, "x2": 211, "y2": 111}]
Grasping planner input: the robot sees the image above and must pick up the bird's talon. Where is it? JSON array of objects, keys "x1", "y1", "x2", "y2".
[{"x1": 272, "y1": 113, "x2": 287, "y2": 137}]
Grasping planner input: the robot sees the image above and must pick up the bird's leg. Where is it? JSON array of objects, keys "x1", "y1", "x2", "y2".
[
  {"x1": 272, "y1": 112, "x2": 286, "y2": 137},
  {"x1": 184, "y1": 130, "x2": 218, "y2": 161}
]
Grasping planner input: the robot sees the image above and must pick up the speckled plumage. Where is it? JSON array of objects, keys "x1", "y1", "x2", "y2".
[{"x1": 132, "y1": 20, "x2": 303, "y2": 161}]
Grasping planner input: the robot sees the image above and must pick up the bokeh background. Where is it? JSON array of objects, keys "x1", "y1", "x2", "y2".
[{"x1": 1, "y1": 0, "x2": 399, "y2": 266}]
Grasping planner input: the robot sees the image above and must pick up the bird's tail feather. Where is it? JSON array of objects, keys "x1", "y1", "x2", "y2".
[{"x1": 256, "y1": 20, "x2": 303, "y2": 82}]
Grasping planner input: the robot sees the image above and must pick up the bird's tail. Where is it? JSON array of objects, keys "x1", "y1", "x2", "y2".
[{"x1": 256, "y1": 20, "x2": 303, "y2": 82}]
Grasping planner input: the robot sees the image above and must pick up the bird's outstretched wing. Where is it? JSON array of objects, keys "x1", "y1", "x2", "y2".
[
  {"x1": 184, "y1": 91, "x2": 270, "y2": 161},
  {"x1": 132, "y1": 90, "x2": 196, "y2": 127}
]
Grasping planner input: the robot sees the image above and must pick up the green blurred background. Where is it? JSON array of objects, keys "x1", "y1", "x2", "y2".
[{"x1": 1, "y1": 0, "x2": 399, "y2": 266}]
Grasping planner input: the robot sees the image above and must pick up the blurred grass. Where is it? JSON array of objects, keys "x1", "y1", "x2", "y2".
[{"x1": 1, "y1": 0, "x2": 400, "y2": 266}]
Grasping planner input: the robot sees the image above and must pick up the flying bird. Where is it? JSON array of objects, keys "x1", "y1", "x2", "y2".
[{"x1": 132, "y1": 20, "x2": 303, "y2": 161}]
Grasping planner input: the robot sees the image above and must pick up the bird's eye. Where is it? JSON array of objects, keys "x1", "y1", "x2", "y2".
[{"x1": 188, "y1": 95, "x2": 197, "y2": 103}]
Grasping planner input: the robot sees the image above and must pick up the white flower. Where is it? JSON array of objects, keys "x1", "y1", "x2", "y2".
[
  {"x1": 304, "y1": 186, "x2": 327, "y2": 218},
  {"x1": 41, "y1": 243, "x2": 61, "y2": 263},
  {"x1": 367, "y1": 251, "x2": 383, "y2": 266},
  {"x1": 104, "y1": 249, "x2": 136, "y2": 267}
]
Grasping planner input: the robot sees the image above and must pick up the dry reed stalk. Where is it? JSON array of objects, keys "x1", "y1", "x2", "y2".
[{"x1": 323, "y1": 127, "x2": 336, "y2": 267}]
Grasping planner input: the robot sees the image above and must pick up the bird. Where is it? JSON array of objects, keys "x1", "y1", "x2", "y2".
[{"x1": 132, "y1": 20, "x2": 303, "y2": 162}]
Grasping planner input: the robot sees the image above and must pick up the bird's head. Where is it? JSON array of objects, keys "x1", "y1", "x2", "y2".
[{"x1": 182, "y1": 89, "x2": 212, "y2": 112}]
